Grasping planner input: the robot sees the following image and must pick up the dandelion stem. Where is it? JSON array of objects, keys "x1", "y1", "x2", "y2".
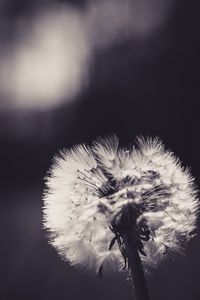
[
  {"x1": 123, "y1": 232, "x2": 150, "y2": 300},
  {"x1": 113, "y1": 204, "x2": 150, "y2": 300}
]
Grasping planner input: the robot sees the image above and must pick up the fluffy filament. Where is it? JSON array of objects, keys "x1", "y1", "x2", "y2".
[{"x1": 43, "y1": 136, "x2": 199, "y2": 273}]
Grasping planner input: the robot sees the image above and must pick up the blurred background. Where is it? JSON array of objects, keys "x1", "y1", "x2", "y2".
[{"x1": 1, "y1": 0, "x2": 200, "y2": 299}]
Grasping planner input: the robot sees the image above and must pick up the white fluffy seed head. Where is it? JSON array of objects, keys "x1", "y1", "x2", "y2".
[{"x1": 43, "y1": 136, "x2": 199, "y2": 273}]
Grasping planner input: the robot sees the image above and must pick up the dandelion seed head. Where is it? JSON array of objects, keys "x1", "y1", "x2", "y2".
[{"x1": 43, "y1": 136, "x2": 199, "y2": 273}]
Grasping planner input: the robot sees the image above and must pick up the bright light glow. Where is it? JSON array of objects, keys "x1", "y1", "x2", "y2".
[
  {"x1": 87, "y1": 0, "x2": 173, "y2": 48},
  {"x1": 0, "y1": 0, "x2": 174, "y2": 110},
  {"x1": 0, "y1": 7, "x2": 90, "y2": 110}
]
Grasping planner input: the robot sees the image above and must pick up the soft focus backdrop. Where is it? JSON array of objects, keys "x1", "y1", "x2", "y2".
[{"x1": 1, "y1": 0, "x2": 200, "y2": 299}]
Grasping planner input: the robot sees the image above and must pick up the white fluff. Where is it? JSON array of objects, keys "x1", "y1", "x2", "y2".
[{"x1": 43, "y1": 136, "x2": 199, "y2": 273}]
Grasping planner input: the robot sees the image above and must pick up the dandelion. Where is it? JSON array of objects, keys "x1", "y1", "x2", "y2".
[{"x1": 43, "y1": 135, "x2": 199, "y2": 300}]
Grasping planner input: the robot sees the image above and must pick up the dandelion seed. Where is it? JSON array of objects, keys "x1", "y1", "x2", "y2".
[{"x1": 43, "y1": 135, "x2": 199, "y2": 300}]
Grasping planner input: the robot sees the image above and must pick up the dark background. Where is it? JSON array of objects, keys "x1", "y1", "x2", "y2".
[{"x1": 1, "y1": 0, "x2": 200, "y2": 299}]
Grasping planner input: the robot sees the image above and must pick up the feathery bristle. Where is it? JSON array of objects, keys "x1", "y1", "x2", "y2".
[{"x1": 43, "y1": 135, "x2": 199, "y2": 273}]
